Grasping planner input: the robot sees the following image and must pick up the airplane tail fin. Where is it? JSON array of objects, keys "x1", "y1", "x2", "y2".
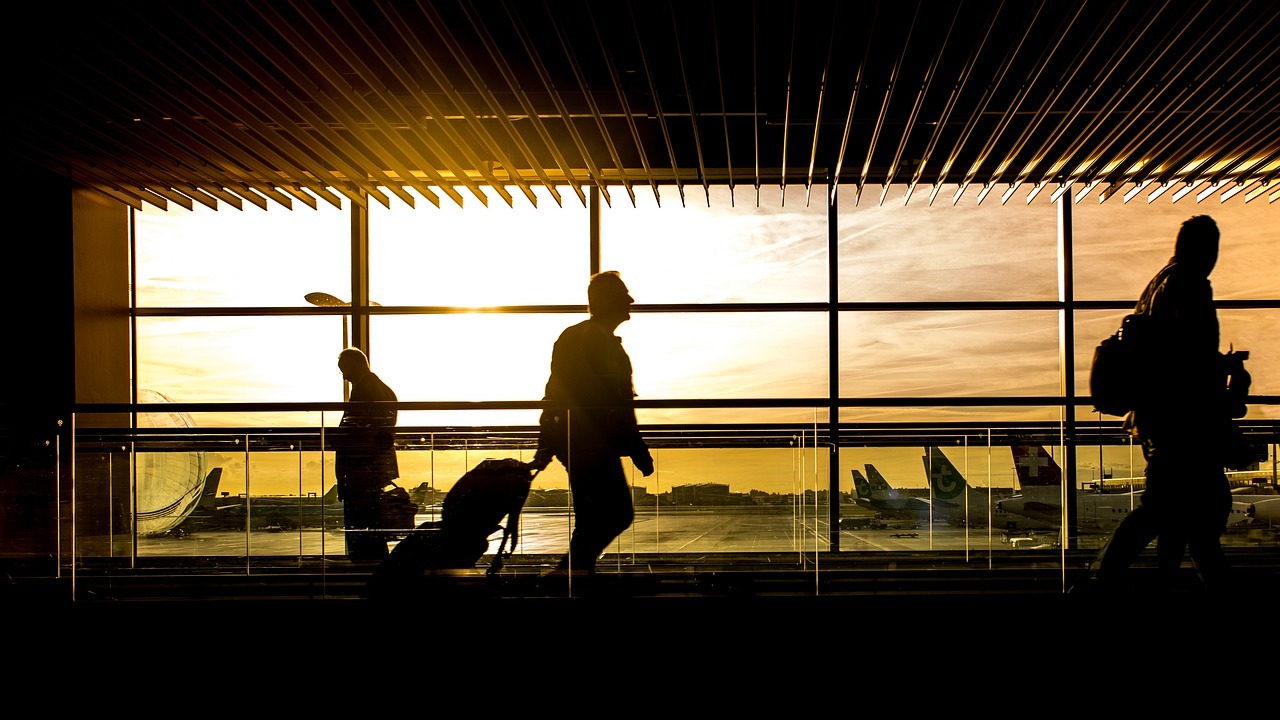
[
  {"x1": 923, "y1": 447, "x2": 966, "y2": 501},
  {"x1": 322, "y1": 484, "x2": 341, "y2": 504},
  {"x1": 864, "y1": 464, "x2": 900, "y2": 500},
  {"x1": 1011, "y1": 444, "x2": 1062, "y2": 489},
  {"x1": 197, "y1": 468, "x2": 222, "y2": 508},
  {"x1": 851, "y1": 469, "x2": 872, "y2": 500}
]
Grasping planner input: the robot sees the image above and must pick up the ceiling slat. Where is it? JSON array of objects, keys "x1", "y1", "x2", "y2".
[
  {"x1": 805, "y1": 3, "x2": 840, "y2": 205},
  {"x1": 832, "y1": 1, "x2": 874, "y2": 199},
  {"x1": 927, "y1": 0, "x2": 1011, "y2": 205},
  {"x1": 418, "y1": 0, "x2": 560, "y2": 207},
  {"x1": 779, "y1": 3, "x2": 797, "y2": 204},
  {"x1": 981, "y1": 1, "x2": 1091, "y2": 204},
  {"x1": 547, "y1": 1, "x2": 635, "y2": 206},
  {"x1": 1073, "y1": 2, "x2": 1252, "y2": 186},
  {"x1": 55, "y1": 37, "x2": 345, "y2": 210},
  {"x1": 247, "y1": 1, "x2": 464, "y2": 208},
  {"x1": 588, "y1": 2, "x2": 654, "y2": 207},
  {"x1": 463, "y1": 2, "x2": 586, "y2": 207},
  {"x1": 11, "y1": 0, "x2": 1277, "y2": 210},
  {"x1": 951, "y1": 0, "x2": 1048, "y2": 205},
  {"x1": 626, "y1": 0, "x2": 682, "y2": 206},
  {"x1": 309, "y1": 0, "x2": 509, "y2": 207},
  {"x1": 110, "y1": 5, "x2": 373, "y2": 210},
  {"x1": 504, "y1": 0, "x2": 613, "y2": 207},
  {"x1": 670, "y1": 0, "x2": 710, "y2": 206},
  {"x1": 860, "y1": 0, "x2": 921, "y2": 206},
  {"x1": 882, "y1": 0, "x2": 959, "y2": 206},
  {"x1": 1037, "y1": 2, "x2": 1193, "y2": 191}
]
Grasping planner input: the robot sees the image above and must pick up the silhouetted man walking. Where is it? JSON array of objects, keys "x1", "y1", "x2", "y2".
[
  {"x1": 532, "y1": 271, "x2": 654, "y2": 577},
  {"x1": 335, "y1": 347, "x2": 399, "y2": 561},
  {"x1": 1093, "y1": 215, "x2": 1249, "y2": 592}
]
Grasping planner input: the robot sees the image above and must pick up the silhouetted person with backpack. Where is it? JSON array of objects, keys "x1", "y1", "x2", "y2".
[
  {"x1": 334, "y1": 347, "x2": 399, "y2": 561},
  {"x1": 531, "y1": 271, "x2": 655, "y2": 580},
  {"x1": 1090, "y1": 215, "x2": 1253, "y2": 593}
]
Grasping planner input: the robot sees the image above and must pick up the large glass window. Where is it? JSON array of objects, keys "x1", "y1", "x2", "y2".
[
  {"x1": 136, "y1": 316, "x2": 342, "y2": 426},
  {"x1": 837, "y1": 183, "x2": 1059, "y2": 303},
  {"x1": 1073, "y1": 191, "x2": 1280, "y2": 302},
  {"x1": 839, "y1": 310, "x2": 1062, "y2": 402},
  {"x1": 134, "y1": 202, "x2": 350, "y2": 307},
  {"x1": 115, "y1": 181, "x2": 1279, "y2": 570},
  {"x1": 601, "y1": 184, "x2": 830, "y2": 303},
  {"x1": 369, "y1": 186, "x2": 586, "y2": 306},
  {"x1": 374, "y1": 311, "x2": 828, "y2": 415}
]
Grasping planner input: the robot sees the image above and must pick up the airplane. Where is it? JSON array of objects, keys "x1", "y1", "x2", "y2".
[
  {"x1": 1247, "y1": 497, "x2": 1280, "y2": 524},
  {"x1": 169, "y1": 470, "x2": 348, "y2": 534},
  {"x1": 1001, "y1": 444, "x2": 1272, "y2": 534},
  {"x1": 850, "y1": 458, "x2": 1039, "y2": 532},
  {"x1": 850, "y1": 465, "x2": 932, "y2": 528},
  {"x1": 135, "y1": 388, "x2": 223, "y2": 536},
  {"x1": 921, "y1": 446, "x2": 1051, "y2": 532}
]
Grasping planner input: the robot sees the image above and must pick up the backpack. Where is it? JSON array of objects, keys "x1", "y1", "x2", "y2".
[{"x1": 1089, "y1": 312, "x2": 1155, "y2": 417}]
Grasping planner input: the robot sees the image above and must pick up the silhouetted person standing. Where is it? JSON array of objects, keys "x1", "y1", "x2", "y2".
[
  {"x1": 1093, "y1": 215, "x2": 1244, "y2": 593},
  {"x1": 532, "y1": 271, "x2": 654, "y2": 577},
  {"x1": 335, "y1": 347, "x2": 399, "y2": 561}
]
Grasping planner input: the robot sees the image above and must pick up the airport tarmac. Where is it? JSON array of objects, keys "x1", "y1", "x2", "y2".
[{"x1": 135, "y1": 505, "x2": 1278, "y2": 559}]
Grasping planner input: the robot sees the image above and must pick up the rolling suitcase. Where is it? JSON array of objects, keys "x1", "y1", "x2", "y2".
[{"x1": 366, "y1": 458, "x2": 537, "y2": 597}]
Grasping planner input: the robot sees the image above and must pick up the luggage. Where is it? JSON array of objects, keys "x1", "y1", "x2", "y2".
[
  {"x1": 366, "y1": 458, "x2": 536, "y2": 597},
  {"x1": 377, "y1": 481, "x2": 418, "y2": 536},
  {"x1": 1089, "y1": 312, "x2": 1154, "y2": 417}
]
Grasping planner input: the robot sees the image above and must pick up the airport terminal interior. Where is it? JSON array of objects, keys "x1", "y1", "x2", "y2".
[{"x1": 3, "y1": 2, "x2": 1278, "y2": 644}]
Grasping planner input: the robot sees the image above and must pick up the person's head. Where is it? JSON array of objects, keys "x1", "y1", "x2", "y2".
[
  {"x1": 1173, "y1": 215, "x2": 1219, "y2": 277},
  {"x1": 587, "y1": 270, "x2": 634, "y2": 326},
  {"x1": 337, "y1": 347, "x2": 371, "y2": 384}
]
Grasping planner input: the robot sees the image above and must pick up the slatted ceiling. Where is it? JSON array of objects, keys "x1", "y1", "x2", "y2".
[
  {"x1": 568, "y1": 3, "x2": 637, "y2": 206},
  {"x1": 10, "y1": 0, "x2": 1278, "y2": 212},
  {"x1": 469, "y1": 4, "x2": 583, "y2": 208},
  {"x1": 276, "y1": 2, "x2": 459, "y2": 208},
  {"x1": 510, "y1": 5, "x2": 608, "y2": 208},
  {"x1": 228, "y1": 3, "x2": 407, "y2": 209},
  {"x1": 421, "y1": 2, "x2": 563, "y2": 206},
  {"x1": 589, "y1": 4, "x2": 648, "y2": 208}
]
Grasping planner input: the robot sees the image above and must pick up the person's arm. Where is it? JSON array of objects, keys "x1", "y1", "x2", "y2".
[{"x1": 532, "y1": 334, "x2": 569, "y2": 471}]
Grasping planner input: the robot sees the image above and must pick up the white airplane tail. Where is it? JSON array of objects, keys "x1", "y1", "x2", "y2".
[{"x1": 1011, "y1": 444, "x2": 1062, "y2": 503}]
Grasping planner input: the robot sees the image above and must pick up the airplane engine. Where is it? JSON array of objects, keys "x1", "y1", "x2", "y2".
[
  {"x1": 134, "y1": 389, "x2": 208, "y2": 536},
  {"x1": 1247, "y1": 497, "x2": 1280, "y2": 524}
]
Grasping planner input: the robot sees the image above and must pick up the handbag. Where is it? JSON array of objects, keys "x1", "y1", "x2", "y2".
[{"x1": 377, "y1": 482, "x2": 418, "y2": 535}]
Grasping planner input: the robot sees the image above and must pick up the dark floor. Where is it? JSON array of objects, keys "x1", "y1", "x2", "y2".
[
  {"x1": 7, "y1": 549, "x2": 1277, "y2": 629},
  {"x1": 6, "y1": 550, "x2": 1276, "y2": 699}
]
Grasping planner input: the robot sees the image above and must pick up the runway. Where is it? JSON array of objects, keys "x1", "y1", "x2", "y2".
[{"x1": 135, "y1": 505, "x2": 1276, "y2": 559}]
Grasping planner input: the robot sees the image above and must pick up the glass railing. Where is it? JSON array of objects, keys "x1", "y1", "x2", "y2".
[{"x1": 48, "y1": 402, "x2": 1280, "y2": 600}]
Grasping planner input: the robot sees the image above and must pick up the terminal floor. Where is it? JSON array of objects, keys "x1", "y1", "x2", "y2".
[{"x1": 6, "y1": 550, "x2": 1277, "y2": 678}]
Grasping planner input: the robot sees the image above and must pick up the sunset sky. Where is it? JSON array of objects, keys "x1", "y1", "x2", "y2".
[{"x1": 131, "y1": 183, "x2": 1277, "y2": 494}]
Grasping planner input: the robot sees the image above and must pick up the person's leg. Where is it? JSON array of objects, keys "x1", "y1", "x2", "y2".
[
  {"x1": 344, "y1": 487, "x2": 388, "y2": 560},
  {"x1": 561, "y1": 458, "x2": 633, "y2": 573},
  {"x1": 1154, "y1": 526, "x2": 1189, "y2": 591},
  {"x1": 1094, "y1": 504, "x2": 1160, "y2": 591},
  {"x1": 1186, "y1": 470, "x2": 1232, "y2": 591}
]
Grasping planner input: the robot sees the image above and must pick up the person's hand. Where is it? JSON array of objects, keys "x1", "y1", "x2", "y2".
[
  {"x1": 633, "y1": 451, "x2": 654, "y2": 477},
  {"x1": 528, "y1": 448, "x2": 554, "y2": 473}
]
